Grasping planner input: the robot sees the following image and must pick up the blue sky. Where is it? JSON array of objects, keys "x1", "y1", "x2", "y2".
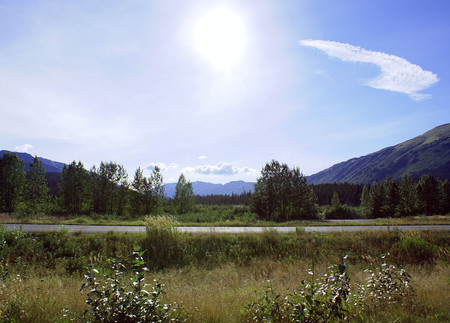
[{"x1": 1, "y1": 0, "x2": 449, "y2": 184}]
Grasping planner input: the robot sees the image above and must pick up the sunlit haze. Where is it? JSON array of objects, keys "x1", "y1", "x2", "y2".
[
  {"x1": 1, "y1": 0, "x2": 448, "y2": 184},
  {"x1": 194, "y1": 8, "x2": 246, "y2": 70}
]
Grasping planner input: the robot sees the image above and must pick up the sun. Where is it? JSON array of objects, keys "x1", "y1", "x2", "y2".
[{"x1": 194, "y1": 8, "x2": 246, "y2": 70}]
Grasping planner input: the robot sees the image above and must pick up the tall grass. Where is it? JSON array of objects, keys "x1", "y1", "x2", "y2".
[{"x1": 0, "y1": 224, "x2": 448, "y2": 322}]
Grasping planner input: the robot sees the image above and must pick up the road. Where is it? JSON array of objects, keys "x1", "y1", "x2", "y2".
[{"x1": 2, "y1": 223, "x2": 449, "y2": 234}]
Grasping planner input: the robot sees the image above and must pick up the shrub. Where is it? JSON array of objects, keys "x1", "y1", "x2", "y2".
[
  {"x1": 81, "y1": 246, "x2": 187, "y2": 322},
  {"x1": 247, "y1": 255, "x2": 414, "y2": 322}
]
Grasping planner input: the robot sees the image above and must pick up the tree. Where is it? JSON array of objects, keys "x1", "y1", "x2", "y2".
[
  {"x1": 131, "y1": 167, "x2": 146, "y2": 215},
  {"x1": 360, "y1": 185, "x2": 371, "y2": 218},
  {"x1": 173, "y1": 173, "x2": 195, "y2": 214},
  {"x1": 91, "y1": 161, "x2": 128, "y2": 215},
  {"x1": 0, "y1": 152, "x2": 26, "y2": 212},
  {"x1": 22, "y1": 156, "x2": 51, "y2": 216},
  {"x1": 131, "y1": 167, "x2": 166, "y2": 216},
  {"x1": 382, "y1": 175, "x2": 400, "y2": 217},
  {"x1": 439, "y1": 179, "x2": 450, "y2": 214},
  {"x1": 58, "y1": 161, "x2": 91, "y2": 215},
  {"x1": 398, "y1": 174, "x2": 418, "y2": 216},
  {"x1": 367, "y1": 180, "x2": 384, "y2": 218},
  {"x1": 416, "y1": 174, "x2": 440, "y2": 215},
  {"x1": 251, "y1": 160, "x2": 317, "y2": 221},
  {"x1": 148, "y1": 166, "x2": 166, "y2": 214}
]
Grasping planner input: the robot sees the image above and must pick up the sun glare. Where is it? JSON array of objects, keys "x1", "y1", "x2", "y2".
[{"x1": 194, "y1": 8, "x2": 246, "y2": 70}]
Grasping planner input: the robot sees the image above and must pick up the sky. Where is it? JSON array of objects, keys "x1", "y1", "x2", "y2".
[{"x1": 1, "y1": 0, "x2": 449, "y2": 184}]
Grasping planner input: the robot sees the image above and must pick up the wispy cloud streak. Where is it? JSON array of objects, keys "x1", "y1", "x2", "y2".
[{"x1": 300, "y1": 39, "x2": 439, "y2": 100}]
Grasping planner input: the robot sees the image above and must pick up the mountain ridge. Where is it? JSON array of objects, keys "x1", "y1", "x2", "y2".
[
  {"x1": 307, "y1": 123, "x2": 450, "y2": 184},
  {"x1": 2, "y1": 123, "x2": 449, "y2": 192}
]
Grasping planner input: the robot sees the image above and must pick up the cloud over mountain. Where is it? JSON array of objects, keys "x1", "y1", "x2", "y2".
[
  {"x1": 14, "y1": 144, "x2": 33, "y2": 153},
  {"x1": 300, "y1": 39, "x2": 439, "y2": 100},
  {"x1": 184, "y1": 162, "x2": 257, "y2": 176}
]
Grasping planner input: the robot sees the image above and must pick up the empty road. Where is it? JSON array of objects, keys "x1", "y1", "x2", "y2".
[{"x1": 2, "y1": 223, "x2": 449, "y2": 234}]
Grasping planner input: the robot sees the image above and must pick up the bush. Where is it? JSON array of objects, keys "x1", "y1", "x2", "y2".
[
  {"x1": 324, "y1": 204, "x2": 359, "y2": 219},
  {"x1": 247, "y1": 255, "x2": 415, "y2": 322},
  {"x1": 392, "y1": 233, "x2": 440, "y2": 264},
  {"x1": 81, "y1": 246, "x2": 187, "y2": 322}
]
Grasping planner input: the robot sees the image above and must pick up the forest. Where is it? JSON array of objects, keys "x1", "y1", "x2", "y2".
[{"x1": 0, "y1": 152, "x2": 449, "y2": 220}]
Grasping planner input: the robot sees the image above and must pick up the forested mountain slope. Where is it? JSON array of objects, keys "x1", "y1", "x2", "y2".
[
  {"x1": 307, "y1": 123, "x2": 450, "y2": 184},
  {"x1": 0, "y1": 150, "x2": 65, "y2": 173}
]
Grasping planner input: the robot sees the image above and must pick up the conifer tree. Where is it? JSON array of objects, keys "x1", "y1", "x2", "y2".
[
  {"x1": 368, "y1": 180, "x2": 385, "y2": 218},
  {"x1": 398, "y1": 174, "x2": 418, "y2": 216},
  {"x1": 383, "y1": 175, "x2": 400, "y2": 217},
  {"x1": 0, "y1": 152, "x2": 26, "y2": 212},
  {"x1": 360, "y1": 185, "x2": 371, "y2": 218},
  {"x1": 23, "y1": 156, "x2": 51, "y2": 216},
  {"x1": 416, "y1": 174, "x2": 439, "y2": 215}
]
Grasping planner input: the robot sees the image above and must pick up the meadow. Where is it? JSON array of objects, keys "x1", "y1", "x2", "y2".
[{"x1": 0, "y1": 215, "x2": 449, "y2": 322}]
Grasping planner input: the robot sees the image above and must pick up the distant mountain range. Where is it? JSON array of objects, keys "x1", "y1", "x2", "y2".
[
  {"x1": 2, "y1": 123, "x2": 449, "y2": 193},
  {"x1": 164, "y1": 181, "x2": 255, "y2": 198},
  {"x1": 0, "y1": 150, "x2": 66, "y2": 173},
  {"x1": 307, "y1": 123, "x2": 450, "y2": 184}
]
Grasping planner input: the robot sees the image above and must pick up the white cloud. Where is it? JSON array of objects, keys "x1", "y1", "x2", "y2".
[
  {"x1": 300, "y1": 39, "x2": 439, "y2": 100},
  {"x1": 14, "y1": 144, "x2": 33, "y2": 153},
  {"x1": 198, "y1": 155, "x2": 207, "y2": 159},
  {"x1": 145, "y1": 162, "x2": 178, "y2": 171},
  {"x1": 183, "y1": 162, "x2": 257, "y2": 176}
]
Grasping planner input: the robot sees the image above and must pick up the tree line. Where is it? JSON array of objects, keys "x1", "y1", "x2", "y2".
[
  {"x1": 0, "y1": 153, "x2": 195, "y2": 217},
  {"x1": 1, "y1": 153, "x2": 448, "y2": 220},
  {"x1": 360, "y1": 174, "x2": 450, "y2": 218}
]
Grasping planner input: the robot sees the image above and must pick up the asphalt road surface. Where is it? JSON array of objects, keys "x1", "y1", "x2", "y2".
[{"x1": 2, "y1": 223, "x2": 449, "y2": 234}]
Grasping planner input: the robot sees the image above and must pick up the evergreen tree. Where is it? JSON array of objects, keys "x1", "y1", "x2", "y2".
[
  {"x1": 22, "y1": 156, "x2": 51, "y2": 216},
  {"x1": 58, "y1": 161, "x2": 91, "y2": 215},
  {"x1": 368, "y1": 180, "x2": 385, "y2": 218},
  {"x1": 383, "y1": 175, "x2": 400, "y2": 217},
  {"x1": 173, "y1": 173, "x2": 195, "y2": 214},
  {"x1": 439, "y1": 179, "x2": 450, "y2": 214},
  {"x1": 416, "y1": 174, "x2": 440, "y2": 215},
  {"x1": 0, "y1": 152, "x2": 26, "y2": 212},
  {"x1": 360, "y1": 185, "x2": 371, "y2": 218},
  {"x1": 398, "y1": 174, "x2": 418, "y2": 216}
]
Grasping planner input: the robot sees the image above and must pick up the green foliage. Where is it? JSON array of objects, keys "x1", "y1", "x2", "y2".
[
  {"x1": 417, "y1": 174, "x2": 440, "y2": 215},
  {"x1": 0, "y1": 152, "x2": 26, "y2": 213},
  {"x1": 173, "y1": 173, "x2": 195, "y2": 214},
  {"x1": 58, "y1": 161, "x2": 91, "y2": 215},
  {"x1": 247, "y1": 255, "x2": 415, "y2": 322},
  {"x1": 393, "y1": 233, "x2": 440, "y2": 264},
  {"x1": 91, "y1": 161, "x2": 129, "y2": 216},
  {"x1": 131, "y1": 167, "x2": 167, "y2": 216},
  {"x1": 19, "y1": 156, "x2": 52, "y2": 218},
  {"x1": 252, "y1": 160, "x2": 318, "y2": 221},
  {"x1": 82, "y1": 245, "x2": 186, "y2": 322},
  {"x1": 143, "y1": 215, "x2": 184, "y2": 270}
]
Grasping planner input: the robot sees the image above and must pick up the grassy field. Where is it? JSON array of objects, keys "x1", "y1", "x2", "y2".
[
  {"x1": 0, "y1": 218, "x2": 449, "y2": 322},
  {"x1": 1, "y1": 207, "x2": 449, "y2": 227}
]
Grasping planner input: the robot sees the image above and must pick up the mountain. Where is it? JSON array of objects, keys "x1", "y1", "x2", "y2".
[
  {"x1": 0, "y1": 150, "x2": 66, "y2": 173},
  {"x1": 307, "y1": 123, "x2": 450, "y2": 184},
  {"x1": 164, "y1": 180, "x2": 255, "y2": 198}
]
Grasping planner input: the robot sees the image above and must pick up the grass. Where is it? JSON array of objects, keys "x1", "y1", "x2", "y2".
[
  {"x1": 1, "y1": 210, "x2": 449, "y2": 227},
  {"x1": 0, "y1": 219, "x2": 449, "y2": 321},
  {"x1": 0, "y1": 260, "x2": 448, "y2": 322}
]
